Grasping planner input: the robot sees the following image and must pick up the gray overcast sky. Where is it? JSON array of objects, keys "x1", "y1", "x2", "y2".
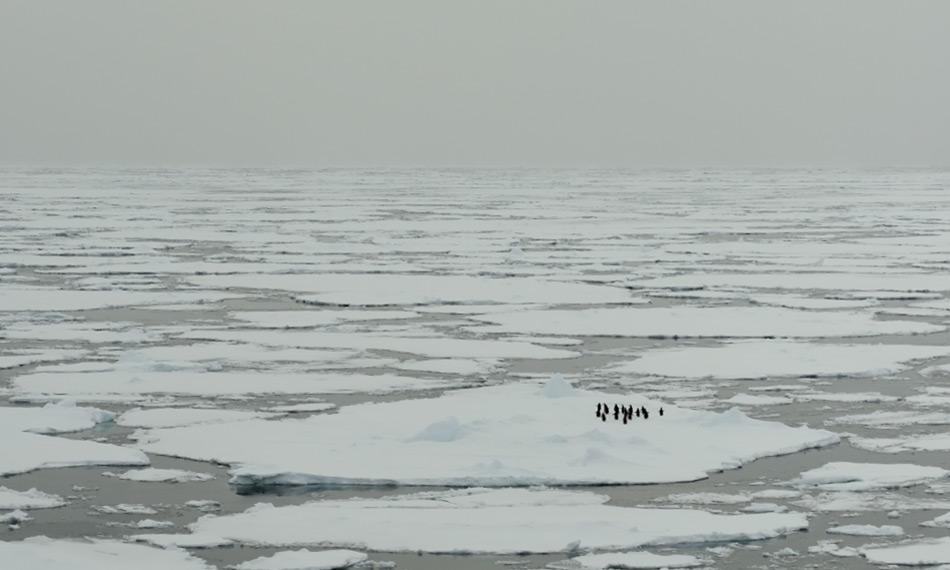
[{"x1": 1, "y1": 1, "x2": 948, "y2": 167}]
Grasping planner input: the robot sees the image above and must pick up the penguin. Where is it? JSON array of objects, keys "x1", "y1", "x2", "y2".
[
  {"x1": 622, "y1": 414, "x2": 628, "y2": 425},
  {"x1": 601, "y1": 413, "x2": 607, "y2": 422},
  {"x1": 643, "y1": 408, "x2": 649, "y2": 420},
  {"x1": 635, "y1": 407, "x2": 641, "y2": 418},
  {"x1": 596, "y1": 403, "x2": 602, "y2": 417},
  {"x1": 659, "y1": 407, "x2": 664, "y2": 417},
  {"x1": 613, "y1": 406, "x2": 619, "y2": 420},
  {"x1": 640, "y1": 406, "x2": 647, "y2": 417}
]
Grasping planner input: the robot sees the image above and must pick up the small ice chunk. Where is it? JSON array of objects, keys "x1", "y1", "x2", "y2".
[
  {"x1": 788, "y1": 462, "x2": 949, "y2": 491},
  {"x1": 0, "y1": 509, "x2": 32, "y2": 524},
  {"x1": 108, "y1": 468, "x2": 214, "y2": 483},
  {"x1": 0, "y1": 487, "x2": 65, "y2": 509},
  {"x1": 863, "y1": 537, "x2": 950, "y2": 566},
  {"x1": 826, "y1": 524, "x2": 903, "y2": 536},
  {"x1": 549, "y1": 551, "x2": 706, "y2": 568}
]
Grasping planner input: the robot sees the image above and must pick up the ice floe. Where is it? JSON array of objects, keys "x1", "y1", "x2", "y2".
[
  {"x1": 473, "y1": 307, "x2": 941, "y2": 338},
  {"x1": 187, "y1": 487, "x2": 808, "y2": 553},
  {"x1": 0, "y1": 404, "x2": 148, "y2": 476},
  {"x1": 118, "y1": 408, "x2": 277, "y2": 429},
  {"x1": 105, "y1": 468, "x2": 214, "y2": 483},
  {"x1": 130, "y1": 379, "x2": 837, "y2": 487},
  {"x1": 15, "y1": 369, "x2": 463, "y2": 399},
  {"x1": 182, "y1": 329, "x2": 578, "y2": 359},
  {"x1": 231, "y1": 310, "x2": 418, "y2": 328},
  {"x1": 826, "y1": 524, "x2": 903, "y2": 536},
  {"x1": 233, "y1": 549, "x2": 368, "y2": 570},
  {"x1": 548, "y1": 551, "x2": 706, "y2": 569},
  {"x1": 0, "y1": 349, "x2": 88, "y2": 369},
  {"x1": 0, "y1": 287, "x2": 237, "y2": 312},
  {"x1": 788, "y1": 462, "x2": 948, "y2": 491},
  {"x1": 189, "y1": 273, "x2": 636, "y2": 306},
  {"x1": 0, "y1": 536, "x2": 212, "y2": 569},
  {"x1": 0, "y1": 486, "x2": 65, "y2": 509},
  {"x1": 610, "y1": 341, "x2": 950, "y2": 379},
  {"x1": 862, "y1": 537, "x2": 950, "y2": 566}
]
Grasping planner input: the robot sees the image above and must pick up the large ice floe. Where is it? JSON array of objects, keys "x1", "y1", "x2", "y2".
[
  {"x1": 0, "y1": 403, "x2": 148, "y2": 476},
  {"x1": 130, "y1": 377, "x2": 838, "y2": 487},
  {"x1": 610, "y1": 341, "x2": 950, "y2": 380},
  {"x1": 472, "y1": 307, "x2": 941, "y2": 338},
  {"x1": 0, "y1": 536, "x2": 212, "y2": 570},
  {"x1": 187, "y1": 487, "x2": 808, "y2": 553}
]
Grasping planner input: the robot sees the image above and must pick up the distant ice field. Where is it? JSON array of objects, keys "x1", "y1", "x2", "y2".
[{"x1": 4, "y1": 168, "x2": 950, "y2": 569}]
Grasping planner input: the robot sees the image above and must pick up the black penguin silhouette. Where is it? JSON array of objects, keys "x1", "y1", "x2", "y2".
[
  {"x1": 635, "y1": 407, "x2": 641, "y2": 418},
  {"x1": 601, "y1": 413, "x2": 607, "y2": 422},
  {"x1": 613, "y1": 407, "x2": 619, "y2": 420},
  {"x1": 622, "y1": 415, "x2": 628, "y2": 425},
  {"x1": 596, "y1": 403, "x2": 602, "y2": 417},
  {"x1": 659, "y1": 407, "x2": 664, "y2": 417},
  {"x1": 613, "y1": 404, "x2": 619, "y2": 415},
  {"x1": 640, "y1": 406, "x2": 647, "y2": 417},
  {"x1": 643, "y1": 409, "x2": 650, "y2": 420}
]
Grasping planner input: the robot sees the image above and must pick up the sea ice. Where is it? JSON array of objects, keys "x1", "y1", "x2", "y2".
[
  {"x1": 118, "y1": 408, "x2": 277, "y2": 429},
  {"x1": 15, "y1": 369, "x2": 463, "y2": 399},
  {"x1": 231, "y1": 310, "x2": 418, "y2": 328},
  {"x1": 0, "y1": 349, "x2": 88, "y2": 370},
  {"x1": 233, "y1": 549, "x2": 368, "y2": 570},
  {"x1": 473, "y1": 307, "x2": 940, "y2": 338},
  {"x1": 548, "y1": 551, "x2": 706, "y2": 569},
  {"x1": 862, "y1": 537, "x2": 950, "y2": 566},
  {"x1": 131, "y1": 379, "x2": 838, "y2": 487},
  {"x1": 0, "y1": 487, "x2": 65, "y2": 509},
  {"x1": 182, "y1": 329, "x2": 578, "y2": 359},
  {"x1": 788, "y1": 462, "x2": 949, "y2": 491},
  {"x1": 0, "y1": 536, "x2": 212, "y2": 569},
  {"x1": 188, "y1": 487, "x2": 808, "y2": 553},
  {"x1": 264, "y1": 403, "x2": 337, "y2": 413},
  {"x1": 610, "y1": 341, "x2": 950, "y2": 379},
  {"x1": 0, "y1": 404, "x2": 148, "y2": 476},
  {"x1": 724, "y1": 394, "x2": 792, "y2": 406},
  {"x1": 188, "y1": 273, "x2": 635, "y2": 306},
  {"x1": 106, "y1": 468, "x2": 214, "y2": 483},
  {"x1": 826, "y1": 524, "x2": 904, "y2": 536}
]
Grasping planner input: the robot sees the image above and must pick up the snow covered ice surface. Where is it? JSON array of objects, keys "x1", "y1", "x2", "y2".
[
  {"x1": 5, "y1": 168, "x2": 950, "y2": 569},
  {"x1": 132, "y1": 379, "x2": 838, "y2": 487}
]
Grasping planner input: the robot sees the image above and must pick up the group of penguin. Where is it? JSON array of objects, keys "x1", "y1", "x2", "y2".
[{"x1": 596, "y1": 402, "x2": 663, "y2": 424}]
